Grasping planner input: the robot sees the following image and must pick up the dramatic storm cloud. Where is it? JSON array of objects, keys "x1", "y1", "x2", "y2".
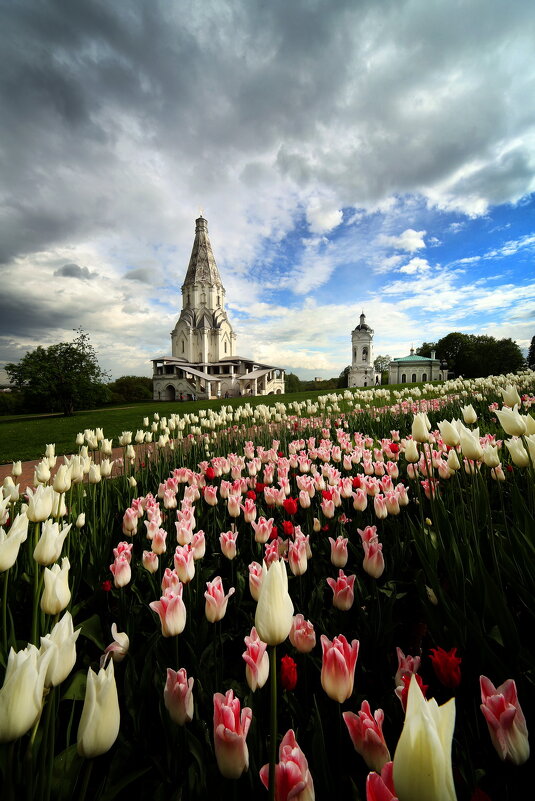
[{"x1": 1, "y1": 0, "x2": 534, "y2": 380}]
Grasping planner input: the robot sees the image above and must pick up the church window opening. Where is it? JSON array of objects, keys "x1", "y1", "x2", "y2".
[
  {"x1": 422, "y1": 373, "x2": 427, "y2": 381},
  {"x1": 224, "y1": 341, "x2": 227, "y2": 354},
  {"x1": 401, "y1": 373, "x2": 406, "y2": 383},
  {"x1": 353, "y1": 348, "x2": 356, "y2": 360},
  {"x1": 362, "y1": 347, "x2": 368, "y2": 361},
  {"x1": 411, "y1": 373, "x2": 417, "y2": 383},
  {"x1": 182, "y1": 340, "x2": 185, "y2": 353}
]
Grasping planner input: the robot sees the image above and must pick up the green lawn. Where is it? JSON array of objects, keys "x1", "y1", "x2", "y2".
[{"x1": 0, "y1": 383, "x2": 438, "y2": 463}]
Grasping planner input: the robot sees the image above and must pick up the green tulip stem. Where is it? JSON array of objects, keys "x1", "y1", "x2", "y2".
[
  {"x1": 78, "y1": 759, "x2": 94, "y2": 801},
  {"x1": 2, "y1": 568, "x2": 9, "y2": 656},
  {"x1": 31, "y1": 524, "x2": 42, "y2": 645},
  {"x1": 269, "y1": 644, "x2": 278, "y2": 801}
]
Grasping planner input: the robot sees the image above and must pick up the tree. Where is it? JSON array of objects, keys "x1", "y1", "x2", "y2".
[
  {"x1": 374, "y1": 354, "x2": 392, "y2": 373},
  {"x1": 337, "y1": 366, "x2": 350, "y2": 388},
  {"x1": 415, "y1": 343, "x2": 437, "y2": 358},
  {"x1": 108, "y1": 375, "x2": 153, "y2": 403},
  {"x1": 6, "y1": 330, "x2": 110, "y2": 415},
  {"x1": 429, "y1": 332, "x2": 525, "y2": 378},
  {"x1": 528, "y1": 336, "x2": 535, "y2": 369},
  {"x1": 284, "y1": 373, "x2": 302, "y2": 393}
]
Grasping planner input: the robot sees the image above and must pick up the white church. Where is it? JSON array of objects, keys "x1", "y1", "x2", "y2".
[
  {"x1": 152, "y1": 216, "x2": 285, "y2": 400},
  {"x1": 348, "y1": 312, "x2": 379, "y2": 387}
]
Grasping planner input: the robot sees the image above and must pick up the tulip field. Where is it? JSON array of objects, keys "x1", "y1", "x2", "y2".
[{"x1": 0, "y1": 372, "x2": 534, "y2": 800}]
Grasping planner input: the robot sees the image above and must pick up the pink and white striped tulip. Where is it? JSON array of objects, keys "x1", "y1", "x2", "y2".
[
  {"x1": 343, "y1": 700, "x2": 391, "y2": 772},
  {"x1": 213, "y1": 690, "x2": 252, "y2": 779},
  {"x1": 149, "y1": 587, "x2": 186, "y2": 637},
  {"x1": 242, "y1": 627, "x2": 269, "y2": 691},
  {"x1": 320, "y1": 634, "x2": 359, "y2": 703},
  {"x1": 204, "y1": 576, "x2": 235, "y2": 623},
  {"x1": 220, "y1": 530, "x2": 238, "y2": 560},
  {"x1": 326, "y1": 570, "x2": 356, "y2": 611},
  {"x1": 289, "y1": 614, "x2": 316, "y2": 653},
  {"x1": 164, "y1": 668, "x2": 194, "y2": 725}
]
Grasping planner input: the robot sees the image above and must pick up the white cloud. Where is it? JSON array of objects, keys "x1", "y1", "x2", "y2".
[
  {"x1": 399, "y1": 257, "x2": 431, "y2": 274},
  {"x1": 306, "y1": 196, "x2": 343, "y2": 235},
  {"x1": 377, "y1": 229, "x2": 427, "y2": 252}
]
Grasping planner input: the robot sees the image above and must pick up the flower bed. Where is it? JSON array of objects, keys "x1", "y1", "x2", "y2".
[{"x1": 1, "y1": 371, "x2": 534, "y2": 800}]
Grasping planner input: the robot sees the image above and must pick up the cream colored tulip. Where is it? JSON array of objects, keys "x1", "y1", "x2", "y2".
[
  {"x1": 459, "y1": 428, "x2": 483, "y2": 461},
  {"x1": 461, "y1": 404, "x2": 477, "y2": 424},
  {"x1": 77, "y1": 659, "x2": 120, "y2": 758},
  {"x1": 34, "y1": 520, "x2": 71, "y2": 565},
  {"x1": 254, "y1": 560, "x2": 294, "y2": 646},
  {"x1": 495, "y1": 406, "x2": 527, "y2": 437},
  {"x1": 393, "y1": 675, "x2": 457, "y2": 801},
  {"x1": 40, "y1": 611, "x2": 80, "y2": 687},
  {"x1": 500, "y1": 384, "x2": 521, "y2": 408},
  {"x1": 41, "y1": 558, "x2": 71, "y2": 615},
  {"x1": 0, "y1": 513, "x2": 29, "y2": 572},
  {"x1": 437, "y1": 420, "x2": 460, "y2": 447},
  {"x1": 0, "y1": 644, "x2": 52, "y2": 743},
  {"x1": 505, "y1": 438, "x2": 529, "y2": 468},
  {"x1": 404, "y1": 439, "x2": 420, "y2": 463}
]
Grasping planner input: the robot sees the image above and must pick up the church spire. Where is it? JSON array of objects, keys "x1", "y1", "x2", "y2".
[{"x1": 182, "y1": 216, "x2": 223, "y2": 289}]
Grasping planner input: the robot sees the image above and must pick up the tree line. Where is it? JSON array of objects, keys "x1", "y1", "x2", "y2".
[{"x1": 415, "y1": 332, "x2": 526, "y2": 378}]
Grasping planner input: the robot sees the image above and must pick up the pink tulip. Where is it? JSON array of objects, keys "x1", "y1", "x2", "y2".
[
  {"x1": 142, "y1": 551, "x2": 159, "y2": 573},
  {"x1": 109, "y1": 554, "x2": 131, "y2": 588},
  {"x1": 241, "y1": 498, "x2": 257, "y2": 523},
  {"x1": 352, "y1": 489, "x2": 368, "y2": 512},
  {"x1": 366, "y1": 762, "x2": 398, "y2": 801},
  {"x1": 374, "y1": 495, "x2": 388, "y2": 519},
  {"x1": 259, "y1": 729, "x2": 314, "y2": 800},
  {"x1": 321, "y1": 498, "x2": 335, "y2": 519},
  {"x1": 251, "y1": 516, "x2": 274, "y2": 544},
  {"x1": 248, "y1": 561, "x2": 263, "y2": 601},
  {"x1": 191, "y1": 530, "x2": 206, "y2": 560},
  {"x1": 394, "y1": 647, "x2": 421, "y2": 688},
  {"x1": 288, "y1": 536, "x2": 308, "y2": 576},
  {"x1": 299, "y1": 490, "x2": 311, "y2": 509},
  {"x1": 242, "y1": 627, "x2": 269, "y2": 691},
  {"x1": 163, "y1": 489, "x2": 177, "y2": 510},
  {"x1": 227, "y1": 494, "x2": 241, "y2": 518},
  {"x1": 164, "y1": 668, "x2": 194, "y2": 725},
  {"x1": 213, "y1": 690, "x2": 252, "y2": 779},
  {"x1": 363, "y1": 539, "x2": 385, "y2": 579},
  {"x1": 175, "y1": 521, "x2": 193, "y2": 546},
  {"x1": 122, "y1": 508, "x2": 138, "y2": 536},
  {"x1": 151, "y1": 528, "x2": 167, "y2": 555},
  {"x1": 358, "y1": 525, "x2": 378, "y2": 544},
  {"x1": 113, "y1": 541, "x2": 133, "y2": 562},
  {"x1": 204, "y1": 485, "x2": 218, "y2": 506},
  {"x1": 173, "y1": 544, "x2": 195, "y2": 583},
  {"x1": 343, "y1": 700, "x2": 391, "y2": 772},
  {"x1": 149, "y1": 587, "x2": 186, "y2": 637},
  {"x1": 320, "y1": 634, "x2": 359, "y2": 703},
  {"x1": 161, "y1": 567, "x2": 181, "y2": 594},
  {"x1": 480, "y1": 676, "x2": 530, "y2": 764},
  {"x1": 289, "y1": 614, "x2": 316, "y2": 653},
  {"x1": 204, "y1": 576, "x2": 235, "y2": 623},
  {"x1": 326, "y1": 570, "x2": 356, "y2": 611},
  {"x1": 329, "y1": 536, "x2": 348, "y2": 568},
  {"x1": 220, "y1": 530, "x2": 238, "y2": 560}
]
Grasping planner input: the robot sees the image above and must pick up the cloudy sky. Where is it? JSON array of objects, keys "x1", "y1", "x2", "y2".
[{"x1": 1, "y1": 0, "x2": 534, "y2": 382}]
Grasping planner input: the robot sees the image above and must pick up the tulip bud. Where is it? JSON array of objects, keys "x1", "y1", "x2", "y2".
[
  {"x1": 404, "y1": 440, "x2": 419, "y2": 463},
  {"x1": 0, "y1": 513, "x2": 29, "y2": 572},
  {"x1": 461, "y1": 404, "x2": 477, "y2": 424}
]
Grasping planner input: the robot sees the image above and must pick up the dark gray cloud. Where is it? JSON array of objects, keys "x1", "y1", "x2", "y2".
[
  {"x1": 0, "y1": 287, "x2": 81, "y2": 338},
  {"x1": 124, "y1": 267, "x2": 153, "y2": 282},
  {"x1": 54, "y1": 263, "x2": 97, "y2": 279}
]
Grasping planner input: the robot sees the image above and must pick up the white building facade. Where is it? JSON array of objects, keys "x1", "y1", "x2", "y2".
[
  {"x1": 388, "y1": 348, "x2": 445, "y2": 384},
  {"x1": 152, "y1": 216, "x2": 285, "y2": 401},
  {"x1": 348, "y1": 313, "x2": 379, "y2": 387}
]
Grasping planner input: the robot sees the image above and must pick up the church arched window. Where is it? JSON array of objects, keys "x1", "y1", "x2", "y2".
[
  {"x1": 411, "y1": 373, "x2": 417, "y2": 383},
  {"x1": 362, "y1": 347, "x2": 368, "y2": 361},
  {"x1": 182, "y1": 340, "x2": 185, "y2": 353},
  {"x1": 401, "y1": 373, "x2": 406, "y2": 383},
  {"x1": 224, "y1": 341, "x2": 227, "y2": 354},
  {"x1": 353, "y1": 348, "x2": 356, "y2": 360},
  {"x1": 422, "y1": 373, "x2": 427, "y2": 381}
]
